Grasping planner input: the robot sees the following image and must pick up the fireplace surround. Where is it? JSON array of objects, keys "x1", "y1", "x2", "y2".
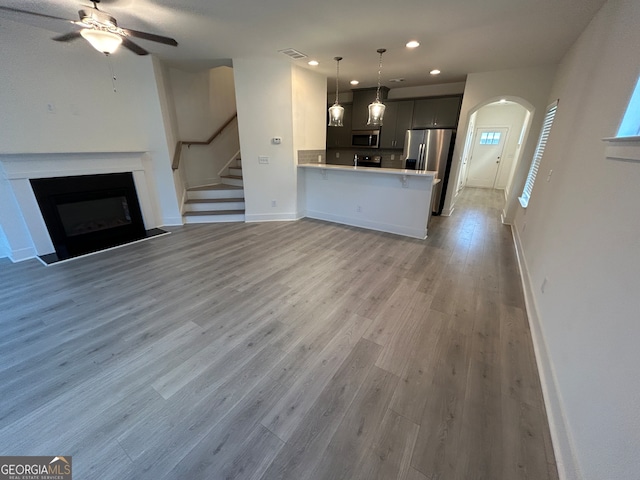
[{"x1": 30, "y1": 173, "x2": 148, "y2": 261}]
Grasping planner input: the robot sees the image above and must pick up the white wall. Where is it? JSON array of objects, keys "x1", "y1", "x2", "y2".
[
  {"x1": 513, "y1": 1, "x2": 640, "y2": 479},
  {"x1": 169, "y1": 66, "x2": 240, "y2": 188},
  {"x1": 471, "y1": 103, "x2": 528, "y2": 190},
  {"x1": 234, "y1": 58, "x2": 326, "y2": 221},
  {"x1": 0, "y1": 18, "x2": 181, "y2": 259},
  {"x1": 443, "y1": 65, "x2": 557, "y2": 219}
]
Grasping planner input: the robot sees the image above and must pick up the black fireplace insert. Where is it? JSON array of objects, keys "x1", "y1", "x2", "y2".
[{"x1": 31, "y1": 173, "x2": 148, "y2": 261}]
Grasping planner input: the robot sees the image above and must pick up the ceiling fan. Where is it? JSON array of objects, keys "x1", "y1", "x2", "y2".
[{"x1": 0, "y1": 0, "x2": 178, "y2": 55}]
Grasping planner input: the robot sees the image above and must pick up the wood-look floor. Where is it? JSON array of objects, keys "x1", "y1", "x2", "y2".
[{"x1": 0, "y1": 188, "x2": 558, "y2": 480}]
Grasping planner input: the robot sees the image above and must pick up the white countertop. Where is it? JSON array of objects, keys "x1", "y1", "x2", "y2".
[{"x1": 298, "y1": 162, "x2": 439, "y2": 181}]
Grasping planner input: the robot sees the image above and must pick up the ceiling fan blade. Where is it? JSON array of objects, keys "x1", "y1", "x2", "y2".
[
  {"x1": 0, "y1": 6, "x2": 70, "y2": 22},
  {"x1": 52, "y1": 31, "x2": 82, "y2": 42},
  {"x1": 122, "y1": 28, "x2": 177, "y2": 46},
  {"x1": 121, "y1": 37, "x2": 149, "y2": 55}
]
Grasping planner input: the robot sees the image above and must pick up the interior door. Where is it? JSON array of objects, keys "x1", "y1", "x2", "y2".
[{"x1": 466, "y1": 127, "x2": 508, "y2": 188}]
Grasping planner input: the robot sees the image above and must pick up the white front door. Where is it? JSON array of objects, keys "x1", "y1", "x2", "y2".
[{"x1": 466, "y1": 127, "x2": 508, "y2": 188}]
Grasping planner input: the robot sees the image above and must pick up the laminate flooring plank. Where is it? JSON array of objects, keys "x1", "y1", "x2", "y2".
[
  {"x1": 375, "y1": 290, "x2": 433, "y2": 377},
  {"x1": 151, "y1": 317, "x2": 284, "y2": 399},
  {"x1": 117, "y1": 344, "x2": 284, "y2": 465},
  {"x1": 259, "y1": 338, "x2": 382, "y2": 480},
  {"x1": 351, "y1": 408, "x2": 420, "y2": 480},
  {"x1": 500, "y1": 304, "x2": 543, "y2": 405},
  {"x1": 261, "y1": 312, "x2": 371, "y2": 441},
  {"x1": 362, "y1": 277, "x2": 418, "y2": 346},
  {"x1": 307, "y1": 366, "x2": 400, "y2": 480},
  {"x1": 157, "y1": 376, "x2": 288, "y2": 480},
  {"x1": 410, "y1": 320, "x2": 473, "y2": 478},
  {"x1": 217, "y1": 424, "x2": 285, "y2": 480},
  {"x1": 501, "y1": 395, "x2": 550, "y2": 480},
  {"x1": 388, "y1": 310, "x2": 447, "y2": 424}
]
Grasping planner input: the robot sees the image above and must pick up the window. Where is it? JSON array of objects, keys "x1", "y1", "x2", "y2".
[
  {"x1": 479, "y1": 131, "x2": 502, "y2": 144},
  {"x1": 617, "y1": 76, "x2": 640, "y2": 137},
  {"x1": 519, "y1": 101, "x2": 558, "y2": 208}
]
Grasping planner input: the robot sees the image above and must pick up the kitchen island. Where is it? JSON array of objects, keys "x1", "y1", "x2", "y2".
[{"x1": 298, "y1": 163, "x2": 439, "y2": 239}]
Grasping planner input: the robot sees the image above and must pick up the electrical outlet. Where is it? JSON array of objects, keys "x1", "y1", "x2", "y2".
[
  {"x1": 356, "y1": 205, "x2": 362, "y2": 213},
  {"x1": 271, "y1": 200, "x2": 277, "y2": 207},
  {"x1": 547, "y1": 169, "x2": 553, "y2": 182},
  {"x1": 46, "y1": 103, "x2": 56, "y2": 114},
  {"x1": 336, "y1": 152, "x2": 340, "y2": 159},
  {"x1": 259, "y1": 156, "x2": 269, "y2": 164},
  {"x1": 391, "y1": 154, "x2": 395, "y2": 160},
  {"x1": 272, "y1": 137, "x2": 282, "y2": 145}
]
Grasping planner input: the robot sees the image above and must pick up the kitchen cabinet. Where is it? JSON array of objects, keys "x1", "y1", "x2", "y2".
[
  {"x1": 351, "y1": 87, "x2": 389, "y2": 131},
  {"x1": 380, "y1": 100, "x2": 414, "y2": 149},
  {"x1": 412, "y1": 95, "x2": 462, "y2": 129},
  {"x1": 326, "y1": 103, "x2": 352, "y2": 148}
]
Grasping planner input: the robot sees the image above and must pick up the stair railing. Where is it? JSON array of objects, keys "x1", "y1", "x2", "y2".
[{"x1": 172, "y1": 112, "x2": 238, "y2": 170}]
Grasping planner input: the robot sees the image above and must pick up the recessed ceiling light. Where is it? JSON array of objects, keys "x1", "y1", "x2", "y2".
[
  {"x1": 350, "y1": 80, "x2": 359, "y2": 85},
  {"x1": 406, "y1": 40, "x2": 420, "y2": 48},
  {"x1": 308, "y1": 60, "x2": 319, "y2": 66},
  {"x1": 430, "y1": 69, "x2": 441, "y2": 75},
  {"x1": 499, "y1": 98, "x2": 507, "y2": 104}
]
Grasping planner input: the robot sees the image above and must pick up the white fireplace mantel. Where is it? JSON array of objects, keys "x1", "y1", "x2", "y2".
[{"x1": 0, "y1": 151, "x2": 164, "y2": 261}]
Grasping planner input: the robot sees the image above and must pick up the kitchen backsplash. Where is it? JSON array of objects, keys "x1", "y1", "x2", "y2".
[
  {"x1": 297, "y1": 150, "x2": 326, "y2": 164},
  {"x1": 326, "y1": 148, "x2": 405, "y2": 169}
]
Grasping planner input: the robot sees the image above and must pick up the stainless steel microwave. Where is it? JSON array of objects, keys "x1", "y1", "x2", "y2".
[{"x1": 351, "y1": 130, "x2": 380, "y2": 148}]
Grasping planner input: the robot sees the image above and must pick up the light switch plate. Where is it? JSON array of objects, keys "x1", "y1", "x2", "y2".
[{"x1": 259, "y1": 156, "x2": 269, "y2": 164}]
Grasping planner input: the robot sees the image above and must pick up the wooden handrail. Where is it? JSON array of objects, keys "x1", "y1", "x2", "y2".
[{"x1": 172, "y1": 112, "x2": 238, "y2": 170}]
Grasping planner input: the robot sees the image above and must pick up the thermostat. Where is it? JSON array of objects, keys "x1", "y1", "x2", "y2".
[{"x1": 272, "y1": 137, "x2": 282, "y2": 145}]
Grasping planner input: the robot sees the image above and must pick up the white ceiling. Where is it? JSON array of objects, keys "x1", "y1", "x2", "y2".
[{"x1": 0, "y1": 0, "x2": 607, "y2": 92}]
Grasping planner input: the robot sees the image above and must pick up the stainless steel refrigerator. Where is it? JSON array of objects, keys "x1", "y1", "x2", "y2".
[{"x1": 403, "y1": 129, "x2": 455, "y2": 215}]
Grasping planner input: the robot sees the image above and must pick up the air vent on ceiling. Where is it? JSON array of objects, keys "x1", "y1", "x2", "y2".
[{"x1": 278, "y1": 48, "x2": 308, "y2": 60}]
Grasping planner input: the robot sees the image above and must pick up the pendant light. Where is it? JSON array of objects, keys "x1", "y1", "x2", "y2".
[
  {"x1": 367, "y1": 48, "x2": 387, "y2": 127},
  {"x1": 328, "y1": 56, "x2": 344, "y2": 127}
]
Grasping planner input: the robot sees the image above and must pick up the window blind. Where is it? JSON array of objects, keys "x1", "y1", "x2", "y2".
[{"x1": 519, "y1": 101, "x2": 558, "y2": 207}]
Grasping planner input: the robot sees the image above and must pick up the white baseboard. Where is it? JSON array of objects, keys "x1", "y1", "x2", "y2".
[
  {"x1": 9, "y1": 246, "x2": 37, "y2": 262},
  {"x1": 162, "y1": 216, "x2": 184, "y2": 226},
  {"x1": 245, "y1": 212, "x2": 299, "y2": 222},
  {"x1": 440, "y1": 207, "x2": 454, "y2": 217},
  {"x1": 511, "y1": 225, "x2": 581, "y2": 480}
]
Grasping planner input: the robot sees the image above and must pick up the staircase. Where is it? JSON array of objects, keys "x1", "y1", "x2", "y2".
[{"x1": 183, "y1": 158, "x2": 245, "y2": 223}]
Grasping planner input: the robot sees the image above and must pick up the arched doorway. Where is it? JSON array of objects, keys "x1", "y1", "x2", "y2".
[{"x1": 456, "y1": 98, "x2": 532, "y2": 204}]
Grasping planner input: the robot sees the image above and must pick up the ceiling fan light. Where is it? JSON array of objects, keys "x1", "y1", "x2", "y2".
[{"x1": 80, "y1": 28, "x2": 122, "y2": 54}]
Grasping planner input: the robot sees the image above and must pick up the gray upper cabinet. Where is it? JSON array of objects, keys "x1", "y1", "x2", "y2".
[
  {"x1": 326, "y1": 103, "x2": 352, "y2": 148},
  {"x1": 411, "y1": 95, "x2": 462, "y2": 129},
  {"x1": 380, "y1": 100, "x2": 414, "y2": 149}
]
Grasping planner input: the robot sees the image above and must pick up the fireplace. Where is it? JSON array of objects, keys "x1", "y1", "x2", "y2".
[{"x1": 30, "y1": 173, "x2": 148, "y2": 261}]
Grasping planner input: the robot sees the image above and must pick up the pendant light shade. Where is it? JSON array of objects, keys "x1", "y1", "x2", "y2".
[
  {"x1": 328, "y1": 56, "x2": 344, "y2": 127},
  {"x1": 367, "y1": 48, "x2": 387, "y2": 127},
  {"x1": 80, "y1": 28, "x2": 122, "y2": 54}
]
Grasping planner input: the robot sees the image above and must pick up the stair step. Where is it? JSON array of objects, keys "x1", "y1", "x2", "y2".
[
  {"x1": 185, "y1": 197, "x2": 245, "y2": 203},
  {"x1": 220, "y1": 175, "x2": 244, "y2": 187},
  {"x1": 228, "y1": 167, "x2": 242, "y2": 176},
  {"x1": 187, "y1": 184, "x2": 244, "y2": 200},
  {"x1": 184, "y1": 199, "x2": 245, "y2": 212},
  {"x1": 183, "y1": 210, "x2": 245, "y2": 224},
  {"x1": 184, "y1": 209, "x2": 244, "y2": 216}
]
